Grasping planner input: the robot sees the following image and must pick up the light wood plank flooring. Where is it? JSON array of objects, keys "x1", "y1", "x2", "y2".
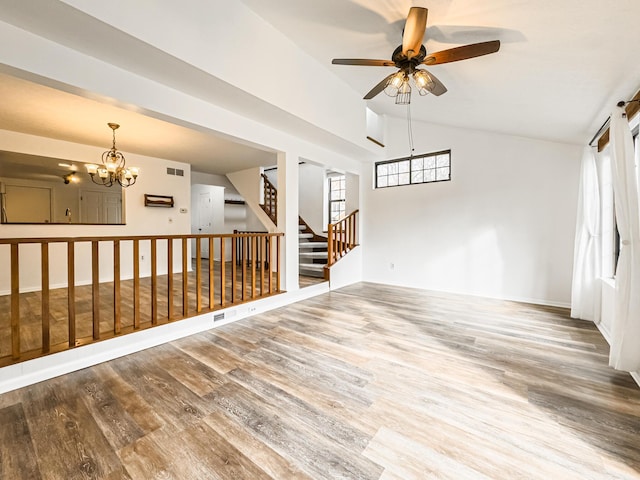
[{"x1": 0, "y1": 282, "x2": 639, "y2": 479}]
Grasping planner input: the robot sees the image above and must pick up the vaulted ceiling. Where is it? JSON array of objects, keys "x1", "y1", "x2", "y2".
[
  {"x1": 1, "y1": 0, "x2": 639, "y2": 172},
  {"x1": 240, "y1": 0, "x2": 640, "y2": 145}
]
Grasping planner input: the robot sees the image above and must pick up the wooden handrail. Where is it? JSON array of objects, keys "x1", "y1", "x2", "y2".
[
  {"x1": 0, "y1": 232, "x2": 284, "y2": 368},
  {"x1": 327, "y1": 210, "x2": 359, "y2": 268},
  {"x1": 260, "y1": 173, "x2": 278, "y2": 225}
]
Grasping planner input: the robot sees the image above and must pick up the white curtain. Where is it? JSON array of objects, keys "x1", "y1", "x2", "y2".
[
  {"x1": 609, "y1": 106, "x2": 640, "y2": 372},
  {"x1": 571, "y1": 147, "x2": 601, "y2": 322}
]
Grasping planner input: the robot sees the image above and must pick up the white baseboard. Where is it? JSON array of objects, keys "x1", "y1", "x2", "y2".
[
  {"x1": 363, "y1": 280, "x2": 570, "y2": 308},
  {"x1": 0, "y1": 282, "x2": 329, "y2": 395}
]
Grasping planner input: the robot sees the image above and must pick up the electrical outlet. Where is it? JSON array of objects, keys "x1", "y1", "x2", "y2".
[
  {"x1": 389, "y1": 262, "x2": 395, "y2": 270},
  {"x1": 141, "y1": 255, "x2": 145, "y2": 261}
]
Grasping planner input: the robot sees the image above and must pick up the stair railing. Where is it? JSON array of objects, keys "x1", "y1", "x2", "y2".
[
  {"x1": 260, "y1": 173, "x2": 277, "y2": 225},
  {"x1": 327, "y1": 209, "x2": 359, "y2": 267}
]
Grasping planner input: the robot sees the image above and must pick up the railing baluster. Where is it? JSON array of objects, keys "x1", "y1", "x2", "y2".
[
  {"x1": 41, "y1": 242, "x2": 50, "y2": 353},
  {"x1": 92, "y1": 241, "x2": 100, "y2": 340},
  {"x1": 68, "y1": 242, "x2": 76, "y2": 346},
  {"x1": 133, "y1": 239, "x2": 140, "y2": 330},
  {"x1": 276, "y1": 235, "x2": 281, "y2": 292},
  {"x1": 182, "y1": 237, "x2": 188, "y2": 317},
  {"x1": 113, "y1": 240, "x2": 121, "y2": 335},
  {"x1": 196, "y1": 238, "x2": 202, "y2": 313},
  {"x1": 10, "y1": 243, "x2": 20, "y2": 360},
  {"x1": 328, "y1": 223, "x2": 334, "y2": 267},
  {"x1": 168, "y1": 238, "x2": 174, "y2": 321},
  {"x1": 260, "y1": 236, "x2": 266, "y2": 297},
  {"x1": 209, "y1": 237, "x2": 214, "y2": 309},
  {"x1": 220, "y1": 238, "x2": 226, "y2": 307},
  {"x1": 251, "y1": 236, "x2": 257, "y2": 299},
  {"x1": 151, "y1": 238, "x2": 158, "y2": 325},
  {"x1": 241, "y1": 236, "x2": 247, "y2": 301},
  {"x1": 231, "y1": 236, "x2": 237, "y2": 303}
]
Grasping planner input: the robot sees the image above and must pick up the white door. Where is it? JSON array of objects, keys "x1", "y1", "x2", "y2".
[
  {"x1": 81, "y1": 190, "x2": 103, "y2": 223},
  {"x1": 198, "y1": 192, "x2": 213, "y2": 258},
  {"x1": 104, "y1": 192, "x2": 122, "y2": 224},
  {"x1": 81, "y1": 190, "x2": 123, "y2": 224}
]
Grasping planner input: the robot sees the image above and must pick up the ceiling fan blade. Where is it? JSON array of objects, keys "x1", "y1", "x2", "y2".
[
  {"x1": 423, "y1": 70, "x2": 447, "y2": 96},
  {"x1": 402, "y1": 7, "x2": 428, "y2": 59},
  {"x1": 364, "y1": 73, "x2": 396, "y2": 100},
  {"x1": 332, "y1": 58, "x2": 396, "y2": 67},
  {"x1": 422, "y1": 40, "x2": 500, "y2": 65}
]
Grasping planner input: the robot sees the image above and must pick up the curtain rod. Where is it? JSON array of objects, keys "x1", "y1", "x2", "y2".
[{"x1": 588, "y1": 98, "x2": 640, "y2": 146}]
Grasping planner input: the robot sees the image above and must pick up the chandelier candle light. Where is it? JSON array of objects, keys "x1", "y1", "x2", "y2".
[{"x1": 85, "y1": 123, "x2": 139, "y2": 187}]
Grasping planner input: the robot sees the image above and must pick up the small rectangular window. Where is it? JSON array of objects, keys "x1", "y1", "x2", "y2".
[
  {"x1": 375, "y1": 150, "x2": 451, "y2": 189},
  {"x1": 328, "y1": 175, "x2": 346, "y2": 222}
]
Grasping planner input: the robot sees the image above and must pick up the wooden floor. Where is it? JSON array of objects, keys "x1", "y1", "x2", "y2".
[{"x1": 1, "y1": 282, "x2": 639, "y2": 479}]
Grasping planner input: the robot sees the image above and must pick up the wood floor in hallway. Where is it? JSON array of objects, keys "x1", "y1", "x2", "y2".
[{"x1": 0, "y1": 282, "x2": 639, "y2": 479}]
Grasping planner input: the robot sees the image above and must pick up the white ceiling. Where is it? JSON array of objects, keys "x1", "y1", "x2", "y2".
[
  {"x1": 0, "y1": 71, "x2": 277, "y2": 175},
  {"x1": 240, "y1": 0, "x2": 640, "y2": 145},
  {"x1": 1, "y1": 0, "x2": 639, "y2": 169}
]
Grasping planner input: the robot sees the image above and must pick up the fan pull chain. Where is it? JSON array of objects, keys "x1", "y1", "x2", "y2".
[{"x1": 407, "y1": 103, "x2": 415, "y2": 158}]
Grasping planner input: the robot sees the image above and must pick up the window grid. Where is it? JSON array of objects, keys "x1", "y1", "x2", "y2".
[
  {"x1": 328, "y1": 175, "x2": 346, "y2": 222},
  {"x1": 375, "y1": 150, "x2": 451, "y2": 189}
]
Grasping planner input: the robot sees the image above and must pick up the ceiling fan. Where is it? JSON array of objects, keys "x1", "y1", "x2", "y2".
[{"x1": 332, "y1": 7, "x2": 500, "y2": 103}]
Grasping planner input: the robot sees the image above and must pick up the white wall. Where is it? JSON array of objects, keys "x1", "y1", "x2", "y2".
[
  {"x1": 191, "y1": 171, "x2": 239, "y2": 196},
  {"x1": 54, "y1": 0, "x2": 369, "y2": 151},
  {"x1": 0, "y1": 130, "x2": 191, "y2": 294},
  {"x1": 362, "y1": 118, "x2": 582, "y2": 306},
  {"x1": 298, "y1": 163, "x2": 325, "y2": 234}
]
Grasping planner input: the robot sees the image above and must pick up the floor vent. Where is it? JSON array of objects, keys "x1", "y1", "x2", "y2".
[{"x1": 213, "y1": 313, "x2": 225, "y2": 322}]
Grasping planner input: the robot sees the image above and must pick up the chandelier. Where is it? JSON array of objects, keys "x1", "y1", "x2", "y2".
[
  {"x1": 85, "y1": 123, "x2": 139, "y2": 187},
  {"x1": 384, "y1": 69, "x2": 435, "y2": 105}
]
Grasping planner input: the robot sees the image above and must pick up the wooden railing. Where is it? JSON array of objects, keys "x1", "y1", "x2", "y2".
[
  {"x1": 0, "y1": 232, "x2": 282, "y2": 367},
  {"x1": 233, "y1": 230, "x2": 271, "y2": 268},
  {"x1": 327, "y1": 209, "x2": 359, "y2": 268},
  {"x1": 261, "y1": 173, "x2": 277, "y2": 225}
]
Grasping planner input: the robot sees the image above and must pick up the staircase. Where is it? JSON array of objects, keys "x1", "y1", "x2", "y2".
[{"x1": 298, "y1": 221, "x2": 328, "y2": 278}]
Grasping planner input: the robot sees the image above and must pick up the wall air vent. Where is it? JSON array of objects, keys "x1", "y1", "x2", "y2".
[
  {"x1": 213, "y1": 313, "x2": 225, "y2": 322},
  {"x1": 166, "y1": 168, "x2": 184, "y2": 176}
]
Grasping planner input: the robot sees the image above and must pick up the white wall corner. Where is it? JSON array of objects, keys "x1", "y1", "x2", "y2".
[{"x1": 329, "y1": 246, "x2": 362, "y2": 290}]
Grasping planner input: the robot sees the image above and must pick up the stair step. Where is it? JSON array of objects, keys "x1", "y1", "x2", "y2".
[
  {"x1": 299, "y1": 233, "x2": 313, "y2": 239},
  {"x1": 298, "y1": 224, "x2": 306, "y2": 230},
  {"x1": 299, "y1": 242, "x2": 327, "y2": 249},
  {"x1": 299, "y1": 262, "x2": 324, "y2": 270},
  {"x1": 299, "y1": 251, "x2": 328, "y2": 259}
]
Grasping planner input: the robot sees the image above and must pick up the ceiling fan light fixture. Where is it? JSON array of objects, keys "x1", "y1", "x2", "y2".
[
  {"x1": 413, "y1": 69, "x2": 434, "y2": 96},
  {"x1": 395, "y1": 78, "x2": 411, "y2": 105},
  {"x1": 62, "y1": 171, "x2": 79, "y2": 185},
  {"x1": 384, "y1": 71, "x2": 406, "y2": 97}
]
